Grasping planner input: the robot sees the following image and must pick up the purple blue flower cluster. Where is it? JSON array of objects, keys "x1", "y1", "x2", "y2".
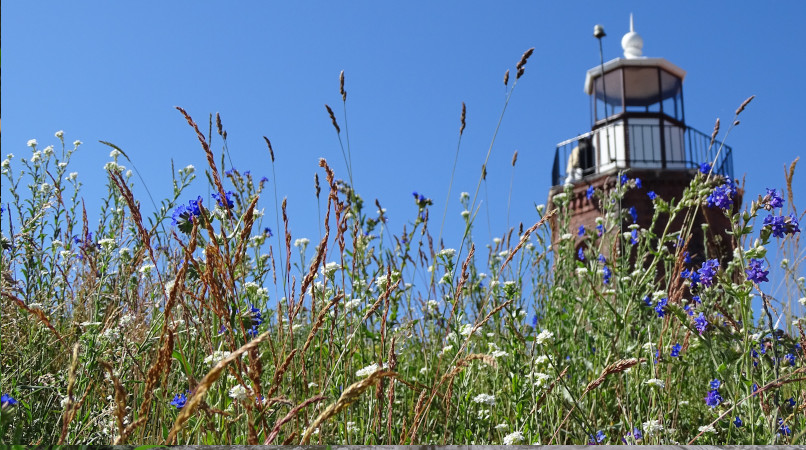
[
  {"x1": 586, "y1": 185, "x2": 595, "y2": 200},
  {"x1": 654, "y1": 298, "x2": 667, "y2": 318},
  {"x1": 589, "y1": 430, "x2": 606, "y2": 444},
  {"x1": 704, "y1": 379, "x2": 723, "y2": 408},
  {"x1": 763, "y1": 213, "x2": 800, "y2": 238},
  {"x1": 603, "y1": 266, "x2": 612, "y2": 285},
  {"x1": 628, "y1": 207, "x2": 637, "y2": 223},
  {"x1": 1, "y1": 393, "x2": 17, "y2": 407},
  {"x1": 706, "y1": 180, "x2": 737, "y2": 210},
  {"x1": 213, "y1": 191, "x2": 235, "y2": 209},
  {"x1": 763, "y1": 188, "x2": 784, "y2": 209},
  {"x1": 647, "y1": 191, "x2": 657, "y2": 200},
  {"x1": 745, "y1": 258, "x2": 769, "y2": 283},
  {"x1": 171, "y1": 196, "x2": 203, "y2": 227},
  {"x1": 630, "y1": 229, "x2": 639, "y2": 245},
  {"x1": 170, "y1": 391, "x2": 188, "y2": 409},
  {"x1": 699, "y1": 162, "x2": 711, "y2": 174},
  {"x1": 412, "y1": 191, "x2": 432, "y2": 208},
  {"x1": 697, "y1": 259, "x2": 720, "y2": 288},
  {"x1": 694, "y1": 312, "x2": 708, "y2": 334},
  {"x1": 671, "y1": 343, "x2": 681, "y2": 357},
  {"x1": 578, "y1": 225, "x2": 585, "y2": 236}
]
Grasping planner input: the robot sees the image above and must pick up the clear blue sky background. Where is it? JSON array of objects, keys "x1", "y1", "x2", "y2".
[{"x1": 2, "y1": 2, "x2": 804, "y2": 312}]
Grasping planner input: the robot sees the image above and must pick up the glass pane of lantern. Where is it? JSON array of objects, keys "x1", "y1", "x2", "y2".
[
  {"x1": 660, "y1": 69, "x2": 683, "y2": 121},
  {"x1": 594, "y1": 68, "x2": 624, "y2": 121},
  {"x1": 624, "y1": 67, "x2": 661, "y2": 112}
]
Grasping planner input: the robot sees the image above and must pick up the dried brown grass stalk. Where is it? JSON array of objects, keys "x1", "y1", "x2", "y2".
[
  {"x1": 301, "y1": 294, "x2": 343, "y2": 354},
  {"x1": 710, "y1": 118, "x2": 720, "y2": 148},
  {"x1": 516, "y1": 47, "x2": 535, "y2": 79},
  {"x1": 263, "y1": 136, "x2": 275, "y2": 163},
  {"x1": 265, "y1": 349, "x2": 299, "y2": 399},
  {"x1": 501, "y1": 212, "x2": 553, "y2": 271},
  {"x1": 264, "y1": 395, "x2": 326, "y2": 444},
  {"x1": 503, "y1": 69, "x2": 509, "y2": 86},
  {"x1": 386, "y1": 336, "x2": 398, "y2": 444},
  {"x1": 325, "y1": 104, "x2": 341, "y2": 134},
  {"x1": 453, "y1": 244, "x2": 474, "y2": 304},
  {"x1": 100, "y1": 360, "x2": 129, "y2": 440},
  {"x1": 735, "y1": 95, "x2": 755, "y2": 116},
  {"x1": 460, "y1": 102, "x2": 466, "y2": 135},
  {"x1": 511, "y1": 150, "x2": 518, "y2": 166},
  {"x1": 531, "y1": 366, "x2": 568, "y2": 416},
  {"x1": 216, "y1": 112, "x2": 223, "y2": 136},
  {"x1": 402, "y1": 387, "x2": 428, "y2": 444},
  {"x1": 339, "y1": 70, "x2": 346, "y2": 101},
  {"x1": 582, "y1": 358, "x2": 643, "y2": 396},
  {"x1": 109, "y1": 171, "x2": 158, "y2": 274},
  {"x1": 175, "y1": 107, "x2": 230, "y2": 216},
  {"x1": 232, "y1": 196, "x2": 260, "y2": 268},
  {"x1": 57, "y1": 343, "x2": 81, "y2": 444},
  {"x1": 785, "y1": 157, "x2": 799, "y2": 214},
  {"x1": 4, "y1": 292, "x2": 66, "y2": 348},
  {"x1": 301, "y1": 370, "x2": 398, "y2": 444},
  {"x1": 166, "y1": 330, "x2": 272, "y2": 444}
]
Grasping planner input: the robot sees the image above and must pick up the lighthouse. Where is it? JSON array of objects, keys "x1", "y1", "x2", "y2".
[{"x1": 548, "y1": 16, "x2": 740, "y2": 262}]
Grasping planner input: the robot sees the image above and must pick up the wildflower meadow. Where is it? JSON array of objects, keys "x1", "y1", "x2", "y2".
[{"x1": 1, "y1": 50, "x2": 804, "y2": 445}]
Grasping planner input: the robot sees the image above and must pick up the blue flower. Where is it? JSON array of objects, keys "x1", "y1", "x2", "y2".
[
  {"x1": 212, "y1": 191, "x2": 235, "y2": 209},
  {"x1": 654, "y1": 298, "x2": 667, "y2": 318},
  {"x1": 597, "y1": 254, "x2": 607, "y2": 264},
  {"x1": 1, "y1": 393, "x2": 18, "y2": 407},
  {"x1": 635, "y1": 178, "x2": 642, "y2": 189},
  {"x1": 620, "y1": 174, "x2": 628, "y2": 186},
  {"x1": 699, "y1": 162, "x2": 711, "y2": 174},
  {"x1": 603, "y1": 266, "x2": 612, "y2": 285},
  {"x1": 628, "y1": 206, "x2": 637, "y2": 223},
  {"x1": 648, "y1": 191, "x2": 657, "y2": 201},
  {"x1": 630, "y1": 229, "x2": 638, "y2": 245},
  {"x1": 733, "y1": 416, "x2": 743, "y2": 428},
  {"x1": 683, "y1": 251, "x2": 692, "y2": 265},
  {"x1": 578, "y1": 225, "x2": 585, "y2": 236},
  {"x1": 694, "y1": 312, "x2": 708, "y2": 334},
  {"x1": 706, "y1": 180, "x2": 737, "y2": 210},
  {"x1": 531, "y1": 314, "x2": 538, "y2": 328},
  {"x1": 693, "y1": 295, "x2": 701, "y2": 304},
  {"x1": 170, "y1": 392, "x2": 188, "y2": 409},
  {"x1": 764, "y1": 213, "x2": 800, "y2": 238},
  {"x1": 596, "y1": 223, "x2": 604, "y2": 236},
  {"x1": 671, "y1": 343, "x2": 681, "y2": 357},
  {"x1": 764, "y1": 188, "x2": 784, "y2": 209},
  {"x1": 710, "y1": 379, "x2": 721, "y2": 390},
  {"x1": 263, "y1": 227, "x2": 273, "y2": 237},
  {"x1": 787, "y1": 397, "x2": 796, "y2": 408},
  {"x1": 745, "y1": 258, "x2": 769, "y2": 283},
  {"x1": 643, "y1": 295, "x2": 652, "y2": 307},
  {"x1": 243, "y1": 170, "x2": 251, "y2": 177},
  {"x1": 779, "y1": 419, "x2": 791, "y2": 436},
  {"x1": 783, "y1": 353, "x2": 796, "y2": 366},
  {"x1": 752, "y1": 383, "x2": 758, "y2": 396},
  {"x1": 697, "y1": 259, "x2": 720, "y2": 288},
  {"x1": 589, "y1": 430, "x2": 606, "y2": 444},
  {"x1": 260, "y1": 176, "x2": 269, "y2": 183},
  {"x1": 683, "y1": 304, "x2": 694, "y2": 316},
  {"x1": 704, "y1": 389, "x2": 723, "y2": 408},
  {"x1": 578, "y1": 248, "x2": 585, "y2": 261},
  {"x1": 586, "y1": 185, "x2": 595, "y2": 200}
]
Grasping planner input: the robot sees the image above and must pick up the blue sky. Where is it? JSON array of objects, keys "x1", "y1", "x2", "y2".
[{"x1": 2, "y1": 2, "x2": 804, "y2": 310}]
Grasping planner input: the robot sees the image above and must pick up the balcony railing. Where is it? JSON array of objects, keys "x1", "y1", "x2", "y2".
[{"x1": 551, "y1": 122, "x2": 734, "y2": 187}]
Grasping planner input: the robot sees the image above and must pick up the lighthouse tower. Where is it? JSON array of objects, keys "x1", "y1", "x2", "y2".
[{"x1": 549, "y1": 17, "x2": 739, "y2": 261}]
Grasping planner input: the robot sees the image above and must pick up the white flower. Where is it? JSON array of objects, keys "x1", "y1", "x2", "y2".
[
  {"x1": 321, "y1": 261, "x2": 340, "y2": 277},
  {"x1": 460, "y1": 192, "x2": 469, "y2": 201},
  {"x1": 307, "y1": 382, "x2": 319, "y2": 389},
  {"x1": 39, "y1": 183, "x2": 52, "y2": 193},
  {"x1": 426, "y1": 299, "x2": 439, "y2": 313},
  {"x1": 102, "y1": 327, "x2": 121, "y2": 341},
  {"x1": 119, "y1": 314, "x2": 136, "y2": 327},
  {"x1": 535, "y1": 204, "x2": 545, "y2": 214},
  {"x1": 104, "y1": 161, "x2": 125, "y2": 172},
  {"x1": 576, "y1": 267, "x2": 589, "y2": 275},
  {"x1": 643, "y1": 419, "x2": 664, "y2": 436},
  {"x1": 204, "y1": 350, "x2": 232, "y2": 366},
  {"x1": 527, "y1": 371, "x2": 552, "y2": 388},
  {"x1": 552, "y1": 192, "x2": 567, "y2": 203},
  {"x1": 294, "y1": 238, "x2": 310, "y2": 248},
  {"x1": 697, "y1": 424, "x2": 717, "y2": 434},
  {"x1": 644, "y1": 378, "x2": 665, "y2": 389},
  {"x1": 229, "y1": 384, "x2": 248, "y2": 400},
  {"x1": 43, "y1": 145, "x2": 54, "y2": 156},
  {"x1": 98, "y1": 238, "x2": 116, "y2": 247},
  {"x1": 139, "y1": 264, "x2": 154, "y2": 274},
  {"x1": 74, "y1": 140, "x2": 82, "y2": 147},
  {"x1": 55, "y1": 130, "x2": 64, "y2": 139},
  {"x1": 345, "y1": 298, "x2": 363, "y2": 311},
  {"x1": 346, "y1": 421, "x2": 359, "y2": 433},
  {"x1": 560, "y1": 233, "x2": 573, "y2": 241},
  {"x1": 535, "y1": 329, "x2": 554, "y2": 345},
  {"x1": 459, "y1": 323, "x2": 478, "y2": 337},
  {"x1": 472, "y1": 393, "x2": 496, "y2": 405},
  {"x1": 536, "y1": 355, "x2": 552, "y2": 365},
  {"x1": 183, "y1": 164, "x2": 195, "y2": 174},
  {"x1": 80, "y1": 321, "x2": 101, "y2": 328},
  {"x1": 493, "y1": 237, "x2": 501, "y2": 245},
  {"x1": 27, "y1": 139, "x2": 38, "y2": 148},
  {"x1": 419, "y1": 367, "x2": 428, "y2": 374},
  {"x1": 799, "y1": 297, "x2": 806, "y2": 306},
  {"x1": 490, "y1": 350, "x2": 508, "y2": 358},
  {"x1": 439, "y1": 345, "x2": 454, "y2": 356},
  {"x1": 438, "y1": 248, "x2": 456, "y2": 259},
  {"x1": 119, "y1": 247, "x2": 131, "y2": 258},
  {"x1": 31, "y1": 151, "x2": 42, "y2": 162},
  {"x1": 66, "y1": 172, "x2": 78, "y2": 181},
  {"x1": 109, "y1": 149, "x2": 122, "y2": 159},
  {"x1": 495, "y1": 423, "x2": 508, "y2": 430},
  {"x1": 355, "y1": 363, "x2": 384, "y2": 377},
  {"x1": 461, "y1": 210, "x2": 470, "y2": 219},
  {"x1": 503, "y1": 431, "x2": 524, "y2": 445}
]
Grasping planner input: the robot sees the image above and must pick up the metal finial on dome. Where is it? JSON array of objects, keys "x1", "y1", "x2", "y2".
[{"x1": 621, "y1": 13, "x2": 643, "y2": 59}]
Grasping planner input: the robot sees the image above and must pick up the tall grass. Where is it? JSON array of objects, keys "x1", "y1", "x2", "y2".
[{"x1": 1, "y1": 52, "x2": 804, "y2": 445}]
